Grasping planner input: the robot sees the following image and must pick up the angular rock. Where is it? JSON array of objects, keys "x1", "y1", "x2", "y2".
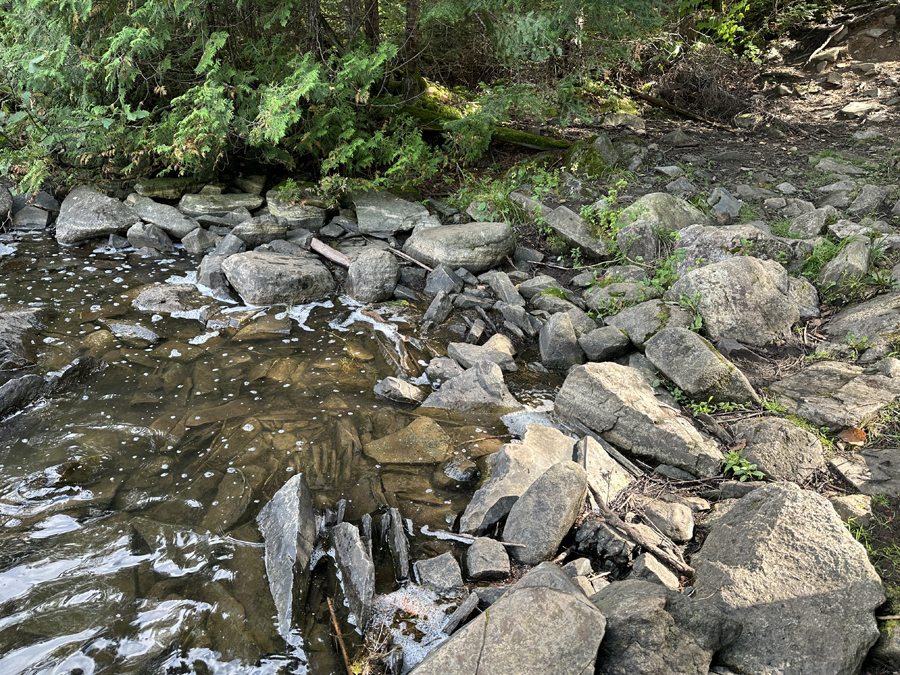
[
  {"x1": 332, "y1": 522, "x2": 376, "y2": 629},
  {"x1": 257, "y1": 473, "x2": 316, "y2": 640},
  {"x1": 421, "y1": 290, "x2": 453, "y2": 329},
  {"x1": 564, "y1": 133, "x2": 620, "y2": 178},
  {"x1": 605, "y1": 299, "x2": 693, "y2": 349},
  {"x1": 126, "y1": 222, "x2": 174, "y2": 251},
  {"x1": 177, "y1": 193, "x2": 264, "y2": 218},
  {"x1": 708, "y1": 187, "x2": 742, "y2": 218},
  {"x1": 354, "y1": 191, "x2": 432, "y2": 235},
  {"x1": 676, "y1": 224, "x2": 798, "y2": 273},
  {"x1": 447, "y1": 337, "x2": 517, "y2": 372},
  {"x1": 55, "y1": 186, "x2": 141, "y2": 244},
  {"x1": 459, "y1": 424, "x2": 577, "y2": 535},
  {"x1": 555, "y1": 363, "x2": 722, "y2": 477},
  {"x1": 770, "y1": 359, "x2": 900, "y2": 430},
  {"x1": 221, "y1": 252, "x2": 336, "y2": 305},
  {"x1": 504, "y1": 461, "x2": 588, "y2": 565},
  {"x1": 629, "y1": 552, "x2": 680, "y2": 590},
  {"x1": 0, "y1": 185, "x2": 13, "y2": 225},
  {"x1": 731, "y1": 417, "x2": 825, "y2": 482},
  {"x1": 830, "y1": 448, "x2": 900, "y2": 496},
  {"x1": 410, "y1": 563, "x2": 606, "y2": 675},
  {"x1": 132, "y1": 283, "x2": 206, "y2": 316},
  {"x1": 414, "y1": 552, "x2": 463, "y2": 591},
  {"x1": 213, "y1": 233, "x2": 247, "y2": 256},
  {"x1": 824, "y1": 292, "x2": 900, "y2": 350},
  {"x1": 231, "y1": 221, "x2": 287, "y2": 247},
  {"x1": 693, "y1": 482, "x2": 885, "y2": 675},
  {"x1": 539, "y1": 312, "x2": 585, "y2": 370},
  {"x1": 848, "y1": 184, "x2": 892, "y2": 216},
  {"x1": 373, "y1": 376, "x2": 426, "y2": 403},
  {"x1": 403, "y1": 222, "x2": 517, "y2": 273},
  {"x1": 644, "y1": 327, "x2": 759, "y2": 405},
  {"x1": 266, "y1": 191, "x2": 326, "y2": 230},
  {"x1": 0, "y1": 374, "x2": 45, "y2": 418},
  {"x1": 788, "y1": 276, "x2": 820, "y2": 320},
  {"x1": 134, "y1": 177, "x2": 202, "y2": 199},
  {"x1": 618, "y1": 192, "x2": 711, "y2": 232},
  {"x1": 364, "y1": 417, "x2": 451, "y2": 464},
  {"x1": 346, "y1": 249, "x2": 400, "y2": 303},
  {"x1": 0, "y1": 309, "x2": 42, "y2": 370},
  {"x1": 616, "y1": 220, "x2": 665, "y2": 264},
  {"x1": 591, "y1": 579, "x2": 741, "y2": 675},
  {"x1": 466, "y1": 537, "x2": 510, "y2": 581},
  {"x1": 575, "y1": 435, "x2": 633, "y2": 505},
  {"x1": 583, "y1": 282, "x2": 658, "y2": 316},
  {"x1": 424, "y1": 265, "x2": 464, "y2": 296},
  {"x1": 577, "y1": 326, "x2": 631, "y2": 361},
  {"x1": 182, "y1": 227, "x2": 221, "y2": 254},
  {"x1": 486, "y1": 271, "x2": 525, "y2": 306},
  {"x1": 665, "y1": 257, "x2": 800, "y2": 347},
  {"x1": 636, "y1": 496, "x2": 694, "y2": 542},
  {"x1": 789, "y1": 208, "x2": 829, "y2": 237},
  {"x1": 421, "y1": 361, "x2": 522, "y2": 413},
  {"x1": 128, "y1": 195, "x2": 200, "y2": 239},
  {"x1": 107, "y1": 322, "x2": 160, "y2": 348},
  {"x1": 818, "y1": 235, "x2": 870, "y2": 289},
  {"x1": 545, "y1": 206, "x2": 610, "y2": 260},
  {"x1": 425, "y1": 356, "x2": 464, "y2": 383}
]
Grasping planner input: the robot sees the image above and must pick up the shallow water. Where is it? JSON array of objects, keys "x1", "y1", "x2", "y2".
[{"x1": 0, "y1": 233, "x2": 524, "y2": 674}]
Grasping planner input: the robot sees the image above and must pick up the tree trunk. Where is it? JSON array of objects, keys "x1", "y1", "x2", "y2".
[
  {"x1": 402, "y1": 0, "x2": 422, "y2": 98},
  {"x1": 345, "y1": 0, "x2": 364, "y2": 43},
  {"x1": 364, "y1": 0, "x2": 379, "y2": 46},
  {"x1": 307, "y1": 0, "x2": 322, "y2": 58}
]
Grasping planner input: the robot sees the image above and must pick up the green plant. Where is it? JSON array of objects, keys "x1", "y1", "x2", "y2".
[
  {"x1": 678, "y1": 292, "x2": 703, "y2": 332},
  {"x1": 641, "y1": 248, "x2": 686, "y2": 294},
  {"x1": 761, "y1": 395, "x2": 787, "y2": 414},
  {"x1": 873, "y1": 493, "x2": 890, "y2": 508},
  {"x1": 540, "y1": 287, "x2": 568, "y2": 299},
  {"x1": 801, "y1": 236, "x2": 844, "y2": 280},
  {"x1": 846, "y1": 332, "x2": 870, "y2": 352},
  {"x1": 722, "y1": 449, "x2": 765, "y2": 481}
]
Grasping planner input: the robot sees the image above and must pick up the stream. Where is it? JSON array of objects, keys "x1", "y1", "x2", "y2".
[{"x1": 0, "y1": 231, "x2": 541, "y2": 674}]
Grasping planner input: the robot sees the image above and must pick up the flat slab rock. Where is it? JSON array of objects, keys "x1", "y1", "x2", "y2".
[
  {"x1": 830, "y1": 448, "x2": 900, "y2": 496},
  {"x1": 403, "y1": 222, "x2": 516, "y2": 274},
  {"x1": 769, "y1": 358, "x2": 900, "y2": 430}
]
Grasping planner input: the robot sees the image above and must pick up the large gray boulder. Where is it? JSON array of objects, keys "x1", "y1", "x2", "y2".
[
  {"x1": 403, "y1": 222, "x2": 516, "y2": 273},
  {"x1": 818, "y1": 235, "x2": 870, "y2": 290},
  {"x1": 504, "y1": 461, "x2": 588, "y2": 565},
  {"x1": 55, "y1": 186, "x2": 141, "y2": 244},
  {"x1": 665, "y1": 256, "x2": 800, "y2": 347},
  {"x1": 605, "y1": 299, "x2": 694, "y2": 349},
  {"x1": 266, "y1": 190, "x2": 326, "y2": 230},
  {"x1": 230, "y1": 221, "x2": 287, "y2": 247},
  {"x1": 539, "y1": 312, "x2": 585, "y2": 370},
  {"x1": 731, "y1": 417, "x2": 825, "y2": 482},
  {"x1": 555, "y1": 363, "x2": 722, "y2": 477},
  {"x1": 644, "y1": 327, "x2": 759, "y2": 405},
  {"x1": 409, "y1": 563, "x2": 606, "y2": 675},
  {"x1": 591, "y1": 580, "x2": 741, "y2": 675},
  {"x1": 693, "y1": 482, "x2": 884, "y2": 675},
  {"x1": 221, "y1": 252, "x2": 336, "y2": 305},
  {"x1": 447, "y1": 334, "x2": 517, "y2": 372},
  {"x1": 331, "y1": 522, "x2": 375, "y2": 629},
  {"x1": 345, "y1": 249, "x2": 400, "y2": 303},
  {"x1": 459, "y1": 424, "x2": 576, "y2": 535},
  {"x1": 421, "y1": 361, "x2": 522, "y2": 413},
  {"x1": 676, "y1": 223, "x2": 801, "y2": 273},
  {"x1": 769, "y1": 358, "x2": 900, "y2": 430},
  {"x1": 618, "y1": 192, "x2": 711, "y2": 232},
  {"x1": 177, "y1": 193, "x2": 264, "y2": 217},
  {"x1": 132, "y1": 283, "x2": 207, "y2": 316},
  {"x1": 257, "y1": 473, "x2": 316, "y2": 640},
  {"x1": 127, "y1": 195, "x2": 199, "y2": 239},
  {"x1": 353, "y1": 191, "x2": 432, "y2": 235}
]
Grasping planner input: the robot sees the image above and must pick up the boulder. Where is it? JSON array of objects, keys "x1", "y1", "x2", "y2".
[
  {"x1": 504, "y1": 461, "x2": 588, "y2": 565},
  {"x1": 177, "y1": 193, "x2": 264, "y2": 217},
  {"x1": 256, "y1": 473, "x2": 316, "y2": 640},
  {"x1": 266, "y1": 191, "x2": 326, "y2": 230},
  {"x1": 675, "y1": 224, "x2": 799, "y2": 273},
  {"x1": 459, "y1": 424, "x2": 577, "y2": 535},
  {"x1": 466, "y1": 537, "x2": 510, "y2": 581},
  {"x1": 0, "y1": 308, "x2": 42, "y2": 370},
  {"x1": 134, "y1": 177, "x2": 202, "y2": 199},
  {"x1": 564, "y1": 133, "x2": 620, "y2": 179},
  {"x1": 665, "y1": 257, "x2": 800, "y2": 347},
  {"x1": 731, "y1": 417, "x2": 825, "y2": 482},
  {"x1": 403, "y1": 222, "x2": 516, "y2": 273},
  {"x1": 230, "y1": 221, "x2": 287, "y2": 247},
  {"x1": 818, "y1": 236, "x2": 870, "y2": 289},
  {"x1": 693, "y1": 482, "x2": 885, "y2": 675},
  {"x1": 578, "y1": 326, "x2": 631, "y2": 361},
  {"x1": 618, "y1": 192, "x2": 711, "y2": 232},
  {"x1": 353, "y1": 191, "x2": 432, "y2": 235},
  {"x1": 410, "y1": 563, "x2": 606, "y2": 675},
  {"x1": 126, "y1": 222, "x2": 174, "y2": 251},
  {"x1": 345, "y1": 249, "x2": 400, "y2": 303},
  {"x1": 539, "y1": 312, "x2": 585, "y2": 370},
  {"x1": 628, "y1": 552, "x2": 680, "y2": 590},
  {"x1": 332, "y1": 522, "x2": 375, "y2": 629},
  {"x1": 421, "y1": 361, "x2": 522, "y2": 413},
  {"x1": 545, "y1": 206, "x2": 610, "y2": 260},
  {"x1": 824, "y1": 292, "x2": 900, "y2": 351},
  {"x1": 644, "y1": 327, "x2": 760, "y2": 405},
  {"x1": 132, "y1": 283, "x2": 207, "y2": 316},
  {"x1": 183, "y1": 227, "x2": 221, "y2": 254},
  {"x1": 769, "y1": 359, "x2": 900, "y2": 430},
  {"x1": 555, "y1": 363, "x2": 722, "y2": 477},
  {"x1": 363, "y1": 418, "x2": 452, "y2": 464},
  {"x1": 55, "y1": 186, "x2": 141, "y2": 244},
  {"x1": 414, "y1": 552, "x2": 463, "y2": 592},
  {"x1": 605, "y1": 299, "x2": 694, "y2": 349},
  {"x1": 447, "y1": 336, "x2": 517, "y2": 372},
  {"x1": 127, "y1": 195, "x2": 199, "y2": 239},
  {"x1": 591, "y1": 579, "x2": 741, "y2": 675},
  {"x1": 221, "y1": 252, "x2": 336, "y2": 305},
  {"x1": 616, "y1": 220, "x2": 665, "y2": 264}
]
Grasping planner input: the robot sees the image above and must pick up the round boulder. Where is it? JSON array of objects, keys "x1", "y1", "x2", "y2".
[
  {"x1": 403, "y1": 222, "x2": 516, "y2": 274},
  {"x1": 221, "y1": 251, "x2": 336, "y2": 305},
  {"x1": 346, "y1": 249, "x2": 400, "y2": 303}
]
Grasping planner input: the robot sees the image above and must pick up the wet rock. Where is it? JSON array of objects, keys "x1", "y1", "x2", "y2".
[
  {"x1": 55, "y1": 186, "x2": 141, "y2": 244},
  {"x1": 257, "y1": 473, "x2": 316, "y2": 640},
  {"x1": 410, "y1": 563, "x2": 606, "y2": 675},
  {"x1": 134, "y1": 177, "x2": 202, "y2": 199},
  {"x1": 665, "y1": 257, "x2": 800, "y2": 347},
  {"x1": 693, "y1": 482, "x2": 884, "y2": 675},
  {"x1": 592, "y1": 579, "x2": 741, "y2": 675},
  {"x1": 578, "y1": 326, "x2": 631, "y2": 361},
  {"x1": 421, "y1": 361, "x2": 522, "y2": 413},
  {"x1": 545, "y1": 206, "x2": 610, "y2": 259},
  {"x1": 354, "y1": 191, "x2": 432, "y2": 235},
  {"x1": 126, "y1": 221, "x2": 174, "y2": 251},
  {"x1": 605, "y1": 299, "x2": 693, "y2": 349},
  {"x1": 200, "y1": 469, "x2": 251, "y2": 532},
  {"x1": 403, "y1": 221, "x2": 516, "y2": 273},
  {"x1": 266, "y1": 192, "x2": 326, "y2": 230},
  {"x1": 346, "y1": 249, "x2": 400, "y2": 303},
  {"x1": 644, "y1": 327, "x2": 759, "y2": 405},
  {"x1": 555, "y1": 363, "x2": 722, "y2": 477},
  {"x1": 731, "y1": 417, "x2": 825, "y2": 482},
  {"x1": 133, "y1": 283, "x2": 207, "y2": 317},
  {"x1": 539, "y1": 312, "x2": 585, "y2": 370},
  {"x1": 818, "y1": 235, "x2": 870, "y2": 289},
  {"x1": 332, "y1": 522, "x2": 376, "y2": 629},
  {"x1": 373, "y1": 376, "x2": 426, "y2": 403},
  {"x1": 385, "y1": 507, "x2": 411, "y2": 581},
  {"x1": 221, "y1": 251, "x2": 336, "y2": 305},
  {"x1": 447, "y1": 335, "x2": 517, "y2": 372},
  {"x1": 13, "y1": 205, "x2": 52, "y2": 229},
  {"x1": 0, "y1": 374, "x2": 44, "y2": 417},
  {"x1": 197, "y1": 255, "x2": 236, "y2": 301},
  {"x1": 415, "y1": 552, "x2": 463, "y2": 591},
  {"x1": 364, "y1": 417, "x2": 452, "y2": 464},
  {"x1": 107, "y1": 322, "x2": 161, "y2": 348},
  {"x1": 425, "y1": 265, "x2": 464, "y2": 295},
  {"x1": 421, "y1": 290, "x2": 453, "y2": 329},
  {"x1": 425, "y1": 356, "x2": 464, "y2": 383},
  {"x1": 0, "y1": 308, "x2": 42, "y2": 370},
  {"x1": 504, "y1": 461, "x2": 588, "y2": 565},
  {"x1": 466, "y1": 537, "x2": 510, "y2": 581},
  {"x1": 231, "y1": 221, "x2": 287, "y2": 247},
  {"x1": 127, "y1": 195, "x2": 200, "y2": 239},
  {"x1": 769, "y1": 359, "x2": 900, "y2": 430},
  {"x1": 443, "y1": 591, "x2": 480, "y2": 635},
  {"x1": 182, "y1": 227, "x2": 221, "y2": 254},
  {"x1": 830, "y1": 448, "x2": 900, "y2": 496},
  {"x1": 177, "y1": 193, "x2": 264, "y2": 218},
  {"x1": 459, "y1": 424, "x2": 576, "y2": 535},
  {"x1": 0, "y1": 185, "x2": 12, "y2": 225}
]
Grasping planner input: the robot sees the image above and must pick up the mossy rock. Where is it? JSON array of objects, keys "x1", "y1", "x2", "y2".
[{"x1": 563, "y1": 134, "x2": 620, "y2": 180}]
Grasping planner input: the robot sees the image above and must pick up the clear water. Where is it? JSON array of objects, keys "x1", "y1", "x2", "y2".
[{"x1": 0, "y1": 233, "x2": 514, "y2": 674}]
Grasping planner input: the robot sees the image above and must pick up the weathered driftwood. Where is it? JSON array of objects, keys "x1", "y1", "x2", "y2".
[{"x1": 311, "y1": 237, "x2": 352, "y2": 267}]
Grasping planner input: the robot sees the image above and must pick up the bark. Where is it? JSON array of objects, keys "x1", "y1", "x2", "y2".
[{"x1": 364, "y1": 0, "x2": 379, "y2": 46}]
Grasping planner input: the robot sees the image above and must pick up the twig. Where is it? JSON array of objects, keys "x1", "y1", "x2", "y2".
[
  {"x1": 877, "y1": 614, "x2": 900, "y2": 621},
  {"x1": 588, "y1": 483, "x2": 695, "y2": 578},
  {"x1": 327, "y1": 596, "x2": 354, "y2": 675},
  {"x1": 627, "y1": 86, "x2": 736, "y2": 132},
  {"x1": 381, "y1": 244, "x2": 433, "y2": 271},
  {"x1": 458, "y1": 434, "x2": 512, "y2": 445}
]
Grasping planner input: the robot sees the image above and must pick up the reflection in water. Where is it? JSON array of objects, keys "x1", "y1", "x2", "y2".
[{"x1": 0, "y1": 234, "x2": 513, "y2": 674}]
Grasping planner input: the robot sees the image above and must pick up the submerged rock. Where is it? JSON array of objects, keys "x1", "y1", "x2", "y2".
[
  {"x1": 363, "y1": 418, "x2": 452, "y2": 464},
  {"x1": 0, "y1": 308, "x2": 42, "y2": 370}
]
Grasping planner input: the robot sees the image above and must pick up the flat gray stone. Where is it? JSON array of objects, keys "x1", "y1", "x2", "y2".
[
  {"x1": 134, "y1": 177, "x2": 203, "y2": 199},
  {"x1": 545, "y1": 206, "x2": 610, "y2": 260},
  {"x1": 127, "y1": 195, "x2": 200, "y2": 239},
  {"x1": 221, "y1": 252, "x2": 336, "y2": 305},
  {"x1": 354, "y1": 191, "x2": 431, "y2": 235},
  {"x1": 421, "y1": 361, "x2": 522, "y2": 413},
  {"x1": 127, "y1": 222, "x2": 174, "y2": 251},
  {"x1": 466, "y1": 537, "x2": 510, "y2": 581},
  {"x1": 830, "y1": 448, "x2": 900, "y2": 496},
  {"x1": 177, "y1": 193, "x2": 264, "y2": 217},
  {"x1": 403, "y1": 222, "x2": 516, "y2": 273},
  {"x1": 731, "y1": 417, "x2": 825, "y2": 482},
  {"x1": 415, "y1": 552, "x2": 463, "y2": 591}
]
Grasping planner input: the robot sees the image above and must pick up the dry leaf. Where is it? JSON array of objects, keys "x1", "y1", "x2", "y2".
[{"x1": 837, "y1": 428, "x2": 866, "y2": 446}]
